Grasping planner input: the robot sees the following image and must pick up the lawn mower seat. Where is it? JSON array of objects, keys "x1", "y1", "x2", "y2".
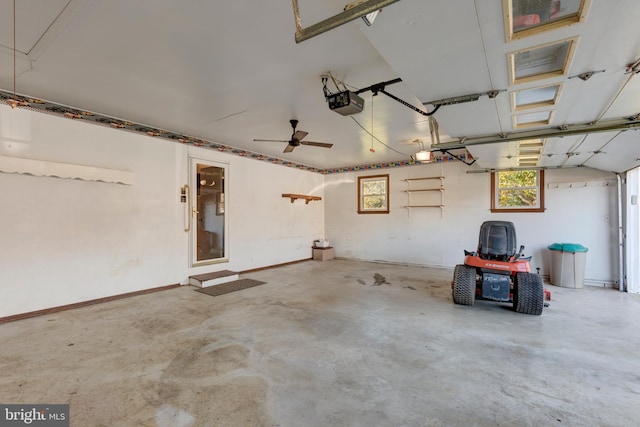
[{"x1": 478, "y1": 221, "x2": 517, "y2": 261}]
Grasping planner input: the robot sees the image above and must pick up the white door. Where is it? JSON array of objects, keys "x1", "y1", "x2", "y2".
[
  {"x1": 626, "y1": 167, "x2": 639, "y2": 293},
  {"x1": 189, "y1": 157, "x2": 228, "y2": 267}
]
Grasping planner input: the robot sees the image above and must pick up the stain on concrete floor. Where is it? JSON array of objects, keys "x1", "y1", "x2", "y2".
[
  {"x1": 1, "y1": 260, "x2": 639, "y2": 426},
  {"x1": 353, "y1": 273, "x2": 391, "y2": 286},
  {"x1": 163, "y1": 341, "x2": 249, "y2": 379},
  {"x1": 372, "y1": 273, "x2": 389, "y2": 286}
]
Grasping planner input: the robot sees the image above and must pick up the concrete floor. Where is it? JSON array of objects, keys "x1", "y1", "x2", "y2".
[{"x1": 1, "y1": 259, "x2": 639, "y2": 427}]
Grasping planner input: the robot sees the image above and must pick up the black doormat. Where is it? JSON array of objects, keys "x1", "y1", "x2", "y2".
[{"x1": 194, "y1": 279, "x2": 266, "y2": 297}]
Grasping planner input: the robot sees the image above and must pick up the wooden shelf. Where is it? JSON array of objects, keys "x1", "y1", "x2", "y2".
[
  {"x1": 404, "y1": 176, "x2": 445, "y2": 215},
  {"x1": 405, "y1": 188, "x2": 443, "y2": 193},
  {"x1": 282, "y1": 193, "x2": 322, "y2": 204},
  {"x1": 405, "y1": 177, "x2": 444, "y2": 182}
]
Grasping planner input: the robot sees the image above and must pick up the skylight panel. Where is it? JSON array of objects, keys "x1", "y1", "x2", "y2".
[
  {"x1": 512, "y1": 84, "x2": 562, "y2": 110},
  {"x1": 517, "y1": 139, "x2": 545, "y2": 166},
  {"x1": 513, "y1": 111, "x2": 553, "y2": 128},
  {"x1": 503, "y1": 0, "x2": 591, "y2": 41},
  {"x1": 508, "y1": 38, "x2": 578, "y2": 85}
]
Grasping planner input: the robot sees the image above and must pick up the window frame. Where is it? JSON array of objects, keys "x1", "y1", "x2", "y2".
[
  {"x1": 513, "y1": 110, "x2": 554, "y2": 129},
  {"x1": 511, "y1": 83, "x2": 562, "y2": 111},
  {"x1": 507, "y1": 37, "x2": 579, "y2": 86},
  {"x1": 491, "y1": 170, "x2": 545, "y2": 213},
  {"x1": 503, "y1": 0, "x2": 592, "y2": 42},
  {"x1": 358, "y1": 174, "x2": 390, "y2": 214}
]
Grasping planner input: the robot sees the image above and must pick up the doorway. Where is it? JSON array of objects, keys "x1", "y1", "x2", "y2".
[{"x1": 190, "y1": 158, "x2": 228, "y2": 266}]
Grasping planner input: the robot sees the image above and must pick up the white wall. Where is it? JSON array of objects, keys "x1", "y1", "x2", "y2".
[
  {"x1": 223, "y1": 152, "x2": 325, "y2": 272},
  {"x1": 0, "y1": 103, "x2": 623, "y2": 318},
  {"x1": 324, "y1": 162, "x2": 618, "y2": 285},
  {"x1": 0, "y1": 106, "x2": 324, "y2": 318}
]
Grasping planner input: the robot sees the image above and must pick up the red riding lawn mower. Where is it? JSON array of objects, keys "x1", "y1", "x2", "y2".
[{"x1": 452, "y1": 221, "x2": 549, "y2": 315}]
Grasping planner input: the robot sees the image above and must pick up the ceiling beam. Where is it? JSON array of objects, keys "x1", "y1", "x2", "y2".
[
  {"x1": 432, "y1": 116, "x2": 640, "y2": 151},
  {"x1": 293, "y1": 0, "x2": 402, "y2": 43}
]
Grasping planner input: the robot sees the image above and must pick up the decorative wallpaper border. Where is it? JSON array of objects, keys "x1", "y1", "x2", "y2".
[
  {"x1": 0, "y1": 90, "x2": 469, "y2": 174},
  {"x1": 323, "y1": 152, "x2": 469, "y2": 174}
]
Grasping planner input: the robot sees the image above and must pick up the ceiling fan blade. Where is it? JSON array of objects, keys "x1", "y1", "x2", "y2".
[
  {"x1": 300, "y1": 141, "x2": 334, "y2": 149},
  {"x1": 283, "y1": 144, "x2": 296, "y2": 153},
  {"x1": 292, "y1": 130, "x2": 308, "y2": 141},
  {"x1": 253, "y1": 139, "x2": 289, "y2": 143}
]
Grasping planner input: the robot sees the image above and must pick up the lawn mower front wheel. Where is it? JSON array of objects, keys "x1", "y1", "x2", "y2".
[
  {"x1": 453, "y1": 264, "x2": 476, "y2": 306},
  {"x1": 513, "y1": 272, "x2": 544, "y2": 315}
]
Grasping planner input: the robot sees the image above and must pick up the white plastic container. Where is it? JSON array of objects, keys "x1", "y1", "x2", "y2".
[
  {"x1": 548, "y1": 243, "x2": 588, "y2": 288},
  {"x1": 314, "y1": 239, "x2": 329, "y2": 248}
]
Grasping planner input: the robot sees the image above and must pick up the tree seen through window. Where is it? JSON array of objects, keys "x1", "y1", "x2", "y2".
[
  {"x1": 358, "y1": 174, "x2": 390, "y2": 214},
  {"x1": 491, "y1": 170, "x2": 545, "y2": 212},
  {"x1": 498, "y1": 170, "x2": 538, "y2": 207},
  {"x1": 363, "y1": 180, "x2": 386, "y2": 209}
]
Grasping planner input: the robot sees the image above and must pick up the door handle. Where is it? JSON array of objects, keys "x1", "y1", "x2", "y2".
[
  {"x1": 192, "y1": 207, "x2": 199, "y2": 215},
  {"x1": 183, "y1": 185, "x2": 190, "y2": 232}
]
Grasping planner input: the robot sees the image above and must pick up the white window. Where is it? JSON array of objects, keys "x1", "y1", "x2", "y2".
[
  {"x1": 358, "y1": 174, "x2": 390, "y2": 214},
  {"x1": 491, "y1": 170, "x2": 545, "y2": 212}
]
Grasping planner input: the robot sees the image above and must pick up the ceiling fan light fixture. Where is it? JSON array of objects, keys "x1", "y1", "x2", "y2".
[{"x1": 253, "y1": 120, "x2": 333, "y2": 153}]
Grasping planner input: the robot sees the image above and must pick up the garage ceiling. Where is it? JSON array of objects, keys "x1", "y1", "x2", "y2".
[{"x1": 0, "y1": 0, "x2": 639, "y2": 172}]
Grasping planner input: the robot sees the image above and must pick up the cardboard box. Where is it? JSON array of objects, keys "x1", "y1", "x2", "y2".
[{"x1": 313, "y1": 247, "x2": 334, "y2": 261}]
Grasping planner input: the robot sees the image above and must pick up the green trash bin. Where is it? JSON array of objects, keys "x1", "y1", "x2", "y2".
[{"x1": 548, "y1": 243, "x2": 588, "y2": 288}]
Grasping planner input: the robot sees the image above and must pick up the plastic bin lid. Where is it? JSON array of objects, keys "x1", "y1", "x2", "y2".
[{"x1": 548, "y1": 243, "x2": 589, "y2": 252}]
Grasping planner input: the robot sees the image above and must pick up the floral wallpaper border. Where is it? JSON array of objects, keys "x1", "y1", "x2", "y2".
[{"x1": 0, "y1": 90, "x2": 470, "y2": 174}]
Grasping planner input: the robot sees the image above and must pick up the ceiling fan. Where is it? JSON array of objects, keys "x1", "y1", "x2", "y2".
[{"x1": 254, "y1": 119, "x2": 333, "y2": 153}]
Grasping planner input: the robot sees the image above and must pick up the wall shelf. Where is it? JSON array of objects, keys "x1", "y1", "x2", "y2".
[
  {"x1": 404, "y1": 189, "x2": 444, "y2": 193},
  {"x1": 405, "y1": 177, "x2": 445, "y2": 182},
  {"x1": 404, "y1": 176, "x2": 444, "y2": 214},
  {"x1": 282, "y1": 193, "x2": 322, "y2": 204}
]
